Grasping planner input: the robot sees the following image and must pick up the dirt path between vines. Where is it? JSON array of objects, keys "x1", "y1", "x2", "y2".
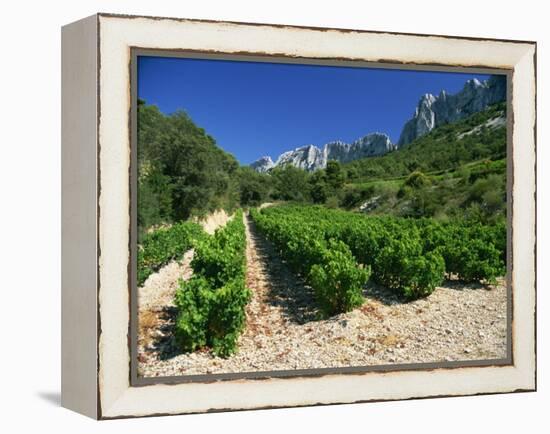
[{"x1": 137, "y1": 213, "x2": 507, "y2": 378}]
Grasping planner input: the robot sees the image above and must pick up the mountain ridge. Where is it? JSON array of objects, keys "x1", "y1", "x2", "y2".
[
  {"x1": 251, "y1": 75, "x2": 506, "y2": 172},
  {"x1": 267, "y1": 132, "x2": 396, "y2": 172},
  {"x1": 398, "y1": 75, "x2": 506, "y2": 146}
]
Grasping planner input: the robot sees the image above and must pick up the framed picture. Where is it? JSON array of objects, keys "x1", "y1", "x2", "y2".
[{"x1": 61, "y1": 13, "x2": 536, "y2": 419}]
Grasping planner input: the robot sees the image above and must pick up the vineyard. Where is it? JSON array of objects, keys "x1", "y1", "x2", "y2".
[
  {"x1": 251, "y1": 205, "x2": 505, "y2": 302},
  {"x1": 133, "y1": 72, "x2": 510, "y2": 377},
  {"x1": 136, "y1": 204, "x2": 507, "y2": 376}
]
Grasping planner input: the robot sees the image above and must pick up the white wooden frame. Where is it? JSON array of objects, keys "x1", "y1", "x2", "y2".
[{"x1": 61, "y1": 13, "x2": 536, "y2": 419}]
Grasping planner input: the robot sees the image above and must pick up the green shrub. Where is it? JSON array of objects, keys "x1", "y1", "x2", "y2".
[
  {"x1": 207, "y1": 279, "x2": 251, "y2": 357},
  {"x1": 340, "y1": 223, "x2": 390, "y2": 265},
  {"x1": 285, "y1": 235, "x2": 325, "y2": 274},
  {"x1": 397, "y1": 184, "x2": 413, "y2": 199},
  {"x1": 404, "y1": 170, "x2": 431, "y2": 188},
  {"x1": 174, "y1": 277, "x2": 212, "y2": 352},
  {"x1": 192, "y1": 229, "x2": 246, "y2": 288},
  {"x1": 374, "y1": 235, "x2": 445, "y2": 299},
  {"x1": 402, "y1": 252, "x2": 445, "y2": 299},
  {"x1": 441, "y1": 231, "x2": 504, "y2": 283},
  {"x1": 309, "y1": 240, "x2": 370, "y2": 316}
]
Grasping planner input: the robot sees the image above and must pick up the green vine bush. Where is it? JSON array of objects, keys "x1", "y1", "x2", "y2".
[
  {"x1": 174, "y1": 210, "x2": 250, "y2": 357},
  {"x1": 137, "y1": 222, "x2": 204, "y2": 286}
]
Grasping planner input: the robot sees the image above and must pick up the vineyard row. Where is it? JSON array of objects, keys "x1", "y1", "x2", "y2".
[{"x1": 250, "y1": 205, "x2": 505, "y2": 309}]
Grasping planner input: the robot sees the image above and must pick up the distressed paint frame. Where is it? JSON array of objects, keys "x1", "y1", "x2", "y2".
[{"x1": 61, "y1": 13, "x2": 536, "y2": 420}]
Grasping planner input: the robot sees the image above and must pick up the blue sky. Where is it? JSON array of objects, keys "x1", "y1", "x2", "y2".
[{"x1": 138, "y1": 56, "x2": 492, "y2": 165}]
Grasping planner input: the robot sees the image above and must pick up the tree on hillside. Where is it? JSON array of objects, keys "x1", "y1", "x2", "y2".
[
  {"x1": 309, "y1": 171, "x2": 329, "y2": 204},
  {"x1": 237, "y1": 167, "x2": 271, "y2": 206},
  {"x1": 270, "y1": 165, "x2": 310, "y2": 202},
  {"x1": 325, "y1": 160, "x2": 345, "y2": 190},
  {"x1": 137, "y1": 101, "x2": 241, "y2": 232}
]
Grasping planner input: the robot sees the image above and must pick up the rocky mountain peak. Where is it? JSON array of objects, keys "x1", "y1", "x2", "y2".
[
  {"x1": 275, "y1": 144, "x2": 325, "y2": 171},
  {"x1": 398, "y1": 74, "x2": 506, "y2": 146},
  {"x1": 251, "y1": 132, "x2": 396, "y2": 172},
  {"x1": 420, "y1": 93, "x2": 437, "y2": 104},
  {"x1": 250, "y1": 74, "x2": 506, "y2": 172},
  {"x1": 250, "y1": 156, "x2": 274, "y2": 173},
  {"x1": 467, "y1": 78, "x2": 483, "y2": 88}
]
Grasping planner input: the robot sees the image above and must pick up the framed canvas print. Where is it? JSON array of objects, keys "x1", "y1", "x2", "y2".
[{"x1": 61, "y1": 13, "x2": 537, "y2": 419}]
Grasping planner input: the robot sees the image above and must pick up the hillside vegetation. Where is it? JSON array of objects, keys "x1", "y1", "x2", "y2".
[
  {"x1": 336, "y1": 102, "x2": 507, "y2": 222},
  {"x1": 275, "y1": 102, "x2": 507, "y2": 223},
  {"x1": 138, "y1": 100, "x2": 506, "y2": 233},
  {"x1": 345, "y1": 102, "x2": 506, "y2": 181},
  {"x1": 138, "y1": 100, "x2": 268, "y2": 237}
]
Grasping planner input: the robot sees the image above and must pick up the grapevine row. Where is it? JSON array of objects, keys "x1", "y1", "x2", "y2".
[
  {"x1": 174, "y1": 210, "x2": 250, "y2": 357},
  {"x1": 137, "y1": 221, "x2": 205, "y2": 286},
  {"x1": 250, "y1": 208, "x2": 370, "y2": 316},
  {"x1": 252, "y1": 205, "x2": 505, "y2": 301}
]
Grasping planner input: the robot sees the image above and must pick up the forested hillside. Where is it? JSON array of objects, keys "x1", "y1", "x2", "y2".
[
  {"x1": 344, "y1": 102, "x2": 506, "y2": 181},
  {"x1": 137, "y1": 100, "x2": 506, "y2": 235},
  {"x1": 337, "y1": 102, "x2": 507, "y2": 221},
  {"x1": 137, "y1": 100, "x2": 275, "y2": 236},
  {"x1": 276, "y1": 102, "x2": 507, "y2": 223}
]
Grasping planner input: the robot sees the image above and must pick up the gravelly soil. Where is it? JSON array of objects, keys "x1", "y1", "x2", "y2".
[
  {"x1": 137, "y1": 249, "x2": 194, "y2": 356},
  {"x1": 137, "y1": 214, "x2": 508, "y2": 378}
]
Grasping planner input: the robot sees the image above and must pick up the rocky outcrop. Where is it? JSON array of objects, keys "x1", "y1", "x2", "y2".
[
  {"x1": 250, "y1": 156, "x2": 274, "y2": 173},
  {"x1": 275, "y1": 145, "x2": 325, "y2": 172},
  {"x1": 397, "y1": 75, "x2": 506, "y2": 146},
  {"x1": 251, "y1": 133, "x2": 394, "y2": 172},
  {"x1": 344, "y1": 133, "x2": 396, "y2": 160},
  {"x1": 250, "y1": 74, "x2": 506, "y2": 171}
]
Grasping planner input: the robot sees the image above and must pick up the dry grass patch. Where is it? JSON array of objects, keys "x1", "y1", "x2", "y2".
[
  {"x1": 378, "y1": 334, "x2": 401, "y2": 347},
  {"x1": 139, "y1": 310, "x2": 159, "y2": 348}
]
